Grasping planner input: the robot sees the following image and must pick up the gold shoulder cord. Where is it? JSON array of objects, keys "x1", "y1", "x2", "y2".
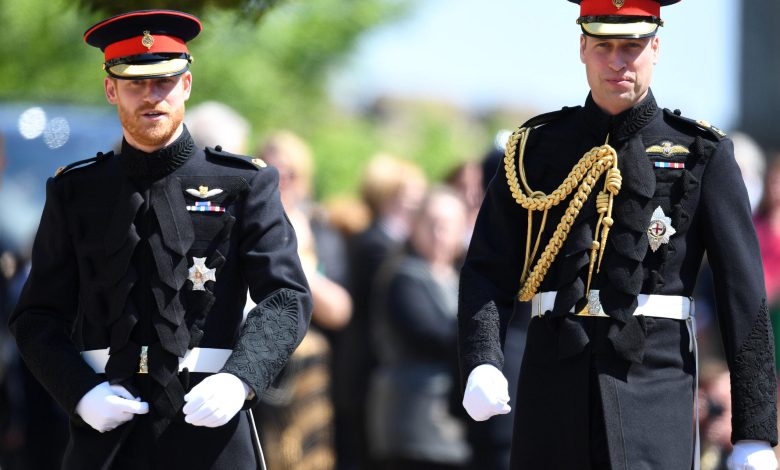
[{"x1": 504, "y1": 126, "x2": 622, "y2": 302}]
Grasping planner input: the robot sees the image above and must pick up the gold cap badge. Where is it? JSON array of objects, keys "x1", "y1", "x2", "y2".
[
  {"x1": 612, "y1": 0, "x2": 625, "y2": 9},
  {"x1": 141, "y1": 30, "x2": 154, "y2": 50}
]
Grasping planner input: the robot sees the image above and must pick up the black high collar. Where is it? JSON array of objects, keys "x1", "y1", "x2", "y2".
[
  {"x1": 582, "y1": 89, "x2": 659, "y2": 143},
  {"x1": 121, "y1": 126, "x2": 195, "y2": 181}
]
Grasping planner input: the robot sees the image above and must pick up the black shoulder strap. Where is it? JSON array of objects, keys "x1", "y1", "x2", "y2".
[
  {"x1": 663, "y1": 108, "x2": 726, "y2": 141},
  {"x1": 204, "y1": 145, "x2": 266, "y2": 170},
  {"x1": 54, "y1": 150, "x2": 113, "y2": 178},
  {"x1": 520, "y1": 106, "x2": 581, "y2": 129}
]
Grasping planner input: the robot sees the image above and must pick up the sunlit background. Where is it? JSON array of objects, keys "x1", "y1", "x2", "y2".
[{"x1": 0, "y1": 0, "x2": 774, "y2": 247}]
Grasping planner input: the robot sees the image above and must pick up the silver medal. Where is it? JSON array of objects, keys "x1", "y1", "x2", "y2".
[
  {"x1": 647, "y1": 206, "x2": 676, "y2": 252},
  {"x1": 188, "y1": 257, "x2": 216, "y2": 291}
]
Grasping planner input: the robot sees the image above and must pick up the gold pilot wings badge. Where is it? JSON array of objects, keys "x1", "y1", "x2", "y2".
[{"x1": 646, "y1": 141, "x2": 690, "y2": 157}]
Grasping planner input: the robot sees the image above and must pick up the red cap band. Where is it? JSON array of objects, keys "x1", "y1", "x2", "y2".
[
  {"x1": 104, "y1": 34, "x2": 188, "y2": 61},
  {"x1": 580, "y1": 0, "x2": 661, "y2": 17}
]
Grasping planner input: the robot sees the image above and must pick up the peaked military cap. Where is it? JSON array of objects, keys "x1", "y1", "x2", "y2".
[
  {"x1": 83, "y1": 10, "x2": 202, "y2": 79},
  {"x1": 568, "y1": 0, "x2": 681, "y2": 38}
]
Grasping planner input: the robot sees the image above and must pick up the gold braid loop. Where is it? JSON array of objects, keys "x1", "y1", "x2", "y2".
[
  {"x1": 504, "y1": 126, "x2": 620, "y2": 302},
  {"x1": 594, "y1": 167, "x2": 621, "y2": 274},
  {"x1": 504, "y1": 127, "x2": 603, "y2": 211}
]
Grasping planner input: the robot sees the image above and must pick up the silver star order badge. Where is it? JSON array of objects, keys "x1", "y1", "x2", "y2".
[
  {"x1": 647, "y1": 206, "x2": 676, "y2": 252},
  {"x1": 188, "y1": 257, "x2": 216, "y2": 291}
]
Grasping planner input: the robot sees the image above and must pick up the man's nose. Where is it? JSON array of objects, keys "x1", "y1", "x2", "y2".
[
  {"x1": 608, "y1": 53, "x2": 626, "y2": 72},
  {"x1": 142, "y1": 82, "x2": 165, "y2": 103}
]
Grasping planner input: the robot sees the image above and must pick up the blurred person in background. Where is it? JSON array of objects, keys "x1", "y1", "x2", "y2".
[
  {"x1": 444, "y1": 161, "x2": 483, "y2": 248},
  {"x1": 322, "y1": 195, "x2": 372, "y2": 241},
  {"x1": 8, "y1": 10, "x2": 312, "y2": 468},
  {"x1": 367, "y1": 187, "x2": 471, "y2": 470},
  {"x1": 698, "y1": 361, "x2": 732, "y2": 470},
  {"x1": 335, "y1": 154, "x2": 427, "y2": 469},
  {"x1": 755, "y1": 155, "x2": 780, "y2": 373},
  {"x1": 732, "y1": 132, "x2": 767, "y2": 215},
  {"x1": 250, "y1": 130, "x2": 352, "y2": 470},
  {"x1": 185, "y1": 100, "x2": 252, "y2": 154}
]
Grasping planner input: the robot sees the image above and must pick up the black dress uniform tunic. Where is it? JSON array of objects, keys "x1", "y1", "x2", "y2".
[
  {"x1": 458, "y1": 91, "x2": 777, "y2": 469},
  {"x1": 9, "y1": 127, "x2": 312, "y2": 469}
]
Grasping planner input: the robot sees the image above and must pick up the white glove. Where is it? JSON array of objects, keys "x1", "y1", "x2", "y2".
[
  {"x1": 183, "y1": 373, "x2": 251, "y2": 427},
  {"x1": 75, "y1": 381, "x2": 149, "y2": 433},
  {"x1": 728, "y1": 440, "x2": 778, "y2": 470},
  {"x1": 462, "y1": 364, "x2": 512, "y2": 421}
]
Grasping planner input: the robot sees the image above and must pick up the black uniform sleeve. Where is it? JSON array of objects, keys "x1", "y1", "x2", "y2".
[
  {"x1": 220, "y1": 167, "x2": 312, "y2": 398},
  {"x1": 699, "y1": 138, "x2": 778, "y2": 445},
  {"x1": 8, "y1": 178, "x2": 103, "y2": 417},
  {"x1": 458, "y1": 161, "x2": 527, "y2": 385}
]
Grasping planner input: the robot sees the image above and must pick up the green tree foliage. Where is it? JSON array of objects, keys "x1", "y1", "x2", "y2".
[
  {"x1": 80, "y1": 0, "x2": 285, "y2": 21},
  {"x1": 0, "y1": 0, "x2": 106, "y2": 102},
  {"x1": 189, "y1": 1, "x2": 405, "y2": 132}
]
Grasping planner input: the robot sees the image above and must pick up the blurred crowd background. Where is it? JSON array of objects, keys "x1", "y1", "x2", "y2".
[{"x1": 1, "y1": 1, "x2": 780, "y2": 469}]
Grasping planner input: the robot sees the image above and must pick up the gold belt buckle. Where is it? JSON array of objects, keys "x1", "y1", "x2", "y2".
[
  {"x1": 576, "y1": 291, "x2": 603, "y2": 317},
  {"x1": 137, "y1": 346, "x2": 149, "y2": 374}
]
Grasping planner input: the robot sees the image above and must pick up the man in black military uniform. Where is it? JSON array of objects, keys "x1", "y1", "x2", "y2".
[
  {"x1": 458, "y1": 1, "x2": 778, "y2": 468},
  {"x1": 9, "y1": 10, "x2": 311, "y2": 469}
]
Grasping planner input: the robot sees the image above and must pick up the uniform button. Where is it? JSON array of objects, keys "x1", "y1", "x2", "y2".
[
  {"x1": 673, "y1": 109, "x2": 682, "y2": 116},
  {"x1": 215, "y1": 145, "x2": 222, "y2": 152}
]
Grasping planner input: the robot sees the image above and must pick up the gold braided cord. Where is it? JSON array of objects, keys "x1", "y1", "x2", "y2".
[{"x1": 504, "y1": 126, "x2": 621, "y2": 302}]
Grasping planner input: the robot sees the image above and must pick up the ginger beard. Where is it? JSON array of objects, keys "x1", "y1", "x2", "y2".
[{"x1": 116, "y1": 99, "x2": 185, "y2": 150}]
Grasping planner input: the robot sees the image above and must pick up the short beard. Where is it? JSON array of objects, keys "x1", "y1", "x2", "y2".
[{"x1": 118, "y1": 102, "x2": 185, "y2": 150}]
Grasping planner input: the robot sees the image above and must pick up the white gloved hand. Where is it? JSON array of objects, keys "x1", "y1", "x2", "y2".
[
  {"x1": 75, "y1": 381, "x2": 149, "y2": 433},
  {"x1": 728, "y1": 440, "x2": 778, "y2": 470},
  {"x1": 462, "y1": 364, "x2": 512, "y2": 421},
  {"x1": 183, "y1": 373, "x2": 251, "y2": 427}
]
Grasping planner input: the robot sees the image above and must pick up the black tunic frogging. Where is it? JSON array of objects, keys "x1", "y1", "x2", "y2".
[
  {"x1": 458, "y1": 91, "x2": 777, "y2": 469},
  {"x1": 10, "y1": 127, "x2": 312, "y2": 469}
]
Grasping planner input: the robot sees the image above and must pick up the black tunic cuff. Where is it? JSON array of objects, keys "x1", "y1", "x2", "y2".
[{"x1": 220, "y1": 288, "x2": 306, "y2": 398}]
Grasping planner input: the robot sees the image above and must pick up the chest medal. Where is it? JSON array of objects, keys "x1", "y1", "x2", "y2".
[
  {"x1": 189, "y1": 257, "x2": 217, "y2": 291},
  {"x1": 647, "y1": 206, "x2": 676, "y2": 252}
]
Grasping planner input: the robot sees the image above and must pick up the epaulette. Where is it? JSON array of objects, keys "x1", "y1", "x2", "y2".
[
  {"x1": 54, "y1": 151, "x2": 113, "y2": 178},
  {"x1": 205, "y1": 145, "x2": 267, "y2": 170},
  {"x1": 663, "y1": 108, "x2": 727, "y2": 140},
  {"x1": 520, "y1": 105, "x2": 581, "y2": 129}
]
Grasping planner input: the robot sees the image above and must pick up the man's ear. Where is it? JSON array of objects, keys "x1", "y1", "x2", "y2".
[
  {"x1": 104, "y1": 77, "x2": 118, "y2": 105},
  {"x1": 652, "y1": 35, "x2": 660, "y2": 65},
  {"x1": 579, "y1": 34, "x2": 587, "y2": 64},
  {"x1": 181, "y1": 72, "x2": 193, "y2": 101}
]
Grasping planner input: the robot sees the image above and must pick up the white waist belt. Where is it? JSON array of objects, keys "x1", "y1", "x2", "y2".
[
  {"x1": 531, "y1": 290, "x2": 693, "y2": 320},
  {"x1": 81, "y1": 347, "x2": 232, "y2": 374}
]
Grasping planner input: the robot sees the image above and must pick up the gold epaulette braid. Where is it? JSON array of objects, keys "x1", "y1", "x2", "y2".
[{"x1": 504, "y1": 126, "x2": 621, "y2": 302}]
